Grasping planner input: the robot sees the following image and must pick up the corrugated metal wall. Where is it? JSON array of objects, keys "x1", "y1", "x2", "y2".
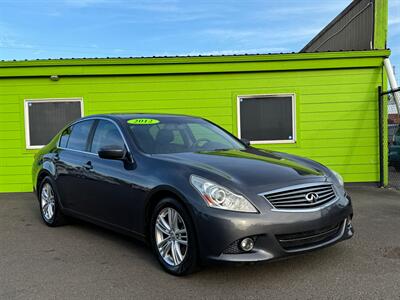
[{"x1": 301, "y1": 0, "x2": 374, "y2": 52}]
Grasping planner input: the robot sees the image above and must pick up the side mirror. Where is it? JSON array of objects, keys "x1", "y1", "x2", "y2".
[
  {"x1": 98, "y1": 145, "x2": 126, "y2": 160},
  {"x1": 240, "y1": 138, "x2": 251, "y2": 147}
]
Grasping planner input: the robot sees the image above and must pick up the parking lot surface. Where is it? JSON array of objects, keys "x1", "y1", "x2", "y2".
[{"x1": 0, "y1": 186, "x2": 400, "y2": 299}]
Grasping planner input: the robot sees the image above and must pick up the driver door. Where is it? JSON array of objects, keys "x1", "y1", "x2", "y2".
[{"x1": 82, "y1": 119, "x2": 137, "y2": 229}]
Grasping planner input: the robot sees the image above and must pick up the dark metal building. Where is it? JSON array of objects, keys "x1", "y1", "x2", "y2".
[{"x1": 301, "y1": 0, "x2": 377, "y2": 53}]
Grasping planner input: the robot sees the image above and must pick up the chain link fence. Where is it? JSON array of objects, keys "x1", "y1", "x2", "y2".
[{"x1": 386, "y1": 89, "x2": 400, "y2": 189}]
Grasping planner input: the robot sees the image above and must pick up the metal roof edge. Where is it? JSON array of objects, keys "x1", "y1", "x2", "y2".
[{"x1": 0, "y1": 49, "x2": 391, "y2": 68}]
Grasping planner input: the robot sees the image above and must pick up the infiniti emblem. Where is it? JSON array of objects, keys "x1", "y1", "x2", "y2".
[{"x1": 305, "y1": 192, "x2": 319, "y2": 203}]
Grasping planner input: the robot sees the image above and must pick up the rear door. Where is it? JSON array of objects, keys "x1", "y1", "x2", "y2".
[{"x1": 55, "y1": 120, "x2": 96, "y2": 211}]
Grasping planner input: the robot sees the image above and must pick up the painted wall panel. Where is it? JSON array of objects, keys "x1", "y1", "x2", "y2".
[{"x1": 0, "y1": 53, "x2": 386, "y2": 192}]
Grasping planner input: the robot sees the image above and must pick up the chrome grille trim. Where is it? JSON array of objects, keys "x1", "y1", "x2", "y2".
[{"x1": 260, "y1": 183, "x2": 338, "y2": 211}]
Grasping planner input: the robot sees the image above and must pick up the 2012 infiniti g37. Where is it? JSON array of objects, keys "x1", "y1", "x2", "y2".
[{"x1": 32, "y1": 114, "x2": 354, "y2": 275}]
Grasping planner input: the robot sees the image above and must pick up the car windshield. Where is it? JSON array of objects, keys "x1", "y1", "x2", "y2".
[{"x1": 127, "y1": 117, "x2": 246, "y2": 154}]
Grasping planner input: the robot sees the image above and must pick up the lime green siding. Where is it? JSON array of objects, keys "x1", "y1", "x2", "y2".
[
  {"x1": 0, "y1": 50, "x2": 390, "y2": 192},
  {"x1": 374, "y1": 0, "x2": 389, "y2": 50}
]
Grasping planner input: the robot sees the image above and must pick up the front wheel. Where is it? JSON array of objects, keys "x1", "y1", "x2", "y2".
[{"x1": 150, "y1": 198, "x2": 198, "y2": 275}]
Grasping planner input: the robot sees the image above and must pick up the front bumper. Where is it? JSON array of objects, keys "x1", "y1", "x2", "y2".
[{"x1": 194, "y1": 193, "x2": 353, "y2": 263}]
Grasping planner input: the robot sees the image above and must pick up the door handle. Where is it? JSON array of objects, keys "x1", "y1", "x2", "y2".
[{"x1": 83, "y1": 161, "x2": 93, "y2": 170}]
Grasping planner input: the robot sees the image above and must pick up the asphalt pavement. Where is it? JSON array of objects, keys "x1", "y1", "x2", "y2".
[{"x1": 0, "y1": 186, "x2": 399, "y2": 299}]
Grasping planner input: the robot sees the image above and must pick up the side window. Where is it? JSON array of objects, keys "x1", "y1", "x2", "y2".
[
  {"x1": 67, "y1": 120, "x2": 94, "y2": 151},
  {"x1": 59, "y1": 126, "x2": 72, "y2": 148},
  {"x1": 90, "y1": 120, "x2": 125, "y2": 154}
]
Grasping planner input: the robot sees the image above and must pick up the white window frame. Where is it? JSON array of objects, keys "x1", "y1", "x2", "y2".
[
  {"x1": 24, "y1": 98, "x2": 84, "y2": 149},
  {"x1": 237, "y1": 93, "x2": 296, "y2": 144}
]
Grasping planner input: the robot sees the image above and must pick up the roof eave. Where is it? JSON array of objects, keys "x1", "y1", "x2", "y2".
[{"x1": 0, "y1": 49, "x2": 391, "y2": 68}]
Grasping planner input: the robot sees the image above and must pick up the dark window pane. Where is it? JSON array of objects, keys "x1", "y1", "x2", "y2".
[
  {"x1": 59, "y1": 126, "x2": 72, "y2": 148},
  {"x1": 27, "y1": 101, "x2": 82, "y2": 146},
  {"x1": 240, "y1": 96, "x2": 294, "y2": 142},
  {"x1": 67, "y1": 120, "x2": 94, "y2": 151},
  {"x1": 90, "y1": 120, "x2": 125, "y2": 154}
]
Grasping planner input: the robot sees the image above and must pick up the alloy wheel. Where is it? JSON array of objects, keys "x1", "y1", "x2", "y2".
[
  {"x1": 41, "y1": 183, "x2": 55, "y2": 222},
  {"x1": 155, "y1": 207, "x2": 188, "y2": 266}
]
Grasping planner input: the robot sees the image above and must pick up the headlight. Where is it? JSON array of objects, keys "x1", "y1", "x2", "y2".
[
  {"x1": 331, "y1": 170, "x2": 344, "y2": 186},
  {"x1": 190, "y1": 175, "x2": 258, "y2": 213}
]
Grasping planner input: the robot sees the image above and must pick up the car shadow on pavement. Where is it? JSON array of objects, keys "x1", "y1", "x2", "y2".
[
  {"x1": 66, "y1": 217, "x2": 161, "y2": 267},
  {"x1": 65, "y1": 214, "x2": 349, "y2": 279},
  {"x1": 3, "y1": 192, "x2": 351, "y2": 280}
]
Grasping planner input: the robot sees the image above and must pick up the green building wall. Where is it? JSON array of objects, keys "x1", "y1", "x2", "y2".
[{"x1": 0, "y1": 50, "x2": 390, "y2": 192}]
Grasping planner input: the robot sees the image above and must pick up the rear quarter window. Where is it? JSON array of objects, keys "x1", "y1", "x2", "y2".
[{"x1": 59, "y1": 127, "x2": 72, "y2": 148}]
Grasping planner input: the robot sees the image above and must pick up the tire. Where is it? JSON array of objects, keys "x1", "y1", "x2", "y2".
[
  {"x1": 38, "y1": 176, "x2": 67, "y2": 227},
  {"x1": 150, "y1": 197, "x2": 198, "y2": 276}
]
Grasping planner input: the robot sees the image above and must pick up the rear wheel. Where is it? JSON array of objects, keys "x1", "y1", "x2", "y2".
[
  {"x1": 150, "y1": 198, "x2": 198, "y2": 275},
  {"x1": 39, "y1": 177, "x2": 67, "y2": 227}
]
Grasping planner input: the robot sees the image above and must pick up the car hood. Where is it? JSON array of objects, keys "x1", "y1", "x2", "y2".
[{"x1": 154, "y1": 148, "x2": 328, "y2": 188}]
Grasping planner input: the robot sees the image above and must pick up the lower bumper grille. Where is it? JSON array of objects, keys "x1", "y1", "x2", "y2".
[
  {"x1": 223, "y1": 236, "x2": 258, "y2": 254},
  {"x1": 276, "y1": 220, "x2": 345, "y2": 251}
]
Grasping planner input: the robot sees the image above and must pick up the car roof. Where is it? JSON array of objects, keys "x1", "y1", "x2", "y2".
[{"x1": 80, "y1": 113, "x2": 204, "y2": 122}]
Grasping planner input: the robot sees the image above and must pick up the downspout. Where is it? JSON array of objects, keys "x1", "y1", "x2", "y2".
[{"x1": 383, "y1": 58, "x2": 400, "y2": 113}]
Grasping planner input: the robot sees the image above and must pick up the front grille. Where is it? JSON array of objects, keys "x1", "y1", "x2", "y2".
[
  {"x1": 276, "y1": 221, "x2": 344, "y2": 251},
  {"x1": 263, "y1": 184, "x2": 336, "y2": 210}
]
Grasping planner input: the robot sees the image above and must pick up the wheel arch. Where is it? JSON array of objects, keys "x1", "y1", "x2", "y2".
[
  {"x1": 36, "y1": 170, "x2": 52, "y2": 198},
  {"x1": 144, "y1": 186, "x2": 195, "y2": 242},
  {"x1": 35, "y1": 158, "x2": 57, "y2": 195}
]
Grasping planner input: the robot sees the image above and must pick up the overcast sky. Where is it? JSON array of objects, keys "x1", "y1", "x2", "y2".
[{"x1": 0, "y1": 0, "x2": 399, "y2": 77}]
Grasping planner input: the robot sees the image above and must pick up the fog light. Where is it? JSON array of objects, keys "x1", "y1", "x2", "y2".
[{"x1": 240, "y1": 238, "x2": 254, "y2": 252}]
